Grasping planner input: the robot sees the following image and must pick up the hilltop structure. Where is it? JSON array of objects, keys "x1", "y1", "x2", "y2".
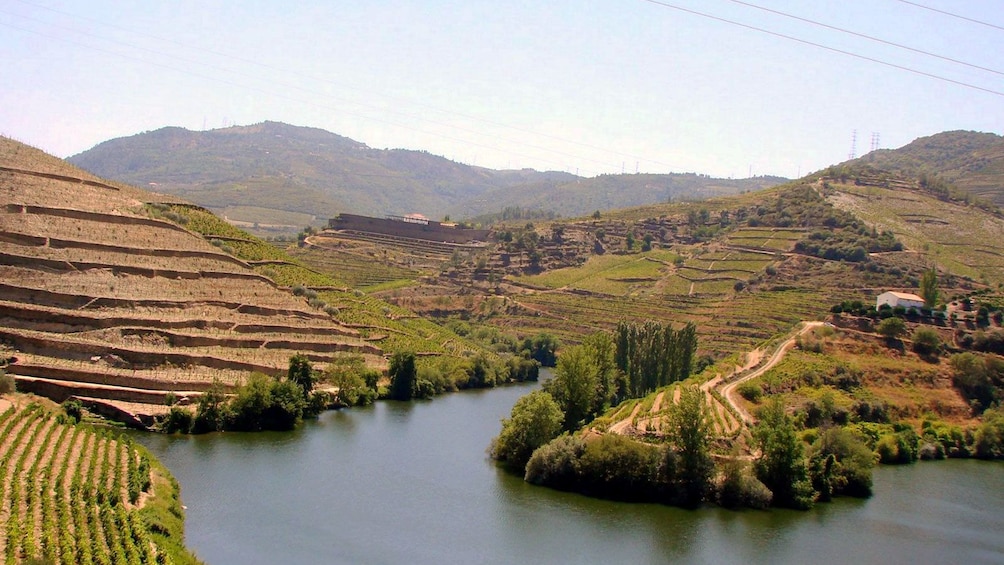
[
  {"x1": 328, "y1": 213, "x2": 491, "y2": 244},
  {"x1": 876, "y1": 291, "x2": 925, "y2": 310}
]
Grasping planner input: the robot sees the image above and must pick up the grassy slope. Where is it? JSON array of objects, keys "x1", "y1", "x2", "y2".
[{"x1": 159, "y1": 204, "x2": 488, "y2": 358}]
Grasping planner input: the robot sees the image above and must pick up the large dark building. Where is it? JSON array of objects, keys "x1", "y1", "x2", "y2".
[{"x1": 328, "y1": 213, "x2": 490, "y2": 244}]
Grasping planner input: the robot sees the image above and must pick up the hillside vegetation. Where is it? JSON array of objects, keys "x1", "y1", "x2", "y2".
[
  {"x1": 0, "y1": 136, "x2": 502, "y2": 427},
  {"x1": 67, "y1": 122, "x2": 784, "y2": 228},
  {"x1": 473, "y1": 132, "x2": 1004, "y2": 510},
  {"x1": 846, "y1": 130, "x2": 1004, "y2": 206}
]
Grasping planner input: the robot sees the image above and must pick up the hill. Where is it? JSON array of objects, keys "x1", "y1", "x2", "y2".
[
  {"x1": 0, "y1": 136, "x2": 500, "y2": 426},
  {"x1": 847, "y1": 130, "x2": 1004, "y2": 206},
  {"x1": 67, "y1": 122, "x2": 784, "y2": 228}
]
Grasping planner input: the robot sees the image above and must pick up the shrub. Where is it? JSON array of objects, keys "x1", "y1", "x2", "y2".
[
  {"x1": 911, "y1": 327, "x2": 941, "y2": 357},
  {"x1": 718, "y1": 457, "x2": 772, "y2": 509},
  {"x1": 0, "y1": 371, "x2": 14, "y2": 394},
  {"x1": 490, "y1": 390, "x2": 564, "y2": 471},
  {"x1": 876, "y1": 317, "x2": 906, "y2": 339},
  {"x1": 973, "y1": 409, "x2": 1004, "y2": 459},
  {"x1": 524, "y1": 435, "x2": 585, "y2": 490},
  {"x1": 875, "y1": 428, "x2": 919, "y2": 464},
  {"x1": 61, "y1": 399, "x2": 83, "y2": 423},
  {"x1": 192, "y1": 381, "x2": 231, "y2": 433},
  {"x1": 576, "y1": 434, "x2": 662, "y2": 501},
  {"x1": 162, "y1": 406, "x2": 194, "y2": 433},
  {"x1": 808, "y1": 428, "x2": 874, "y2": 499},
  {"x1": 737, "y1": 381, "x2": 762, "y2": 402}
]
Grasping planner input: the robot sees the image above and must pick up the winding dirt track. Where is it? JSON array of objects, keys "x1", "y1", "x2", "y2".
[{"x1": 718, "y1": 321, "x2": 823, "y2": 424}]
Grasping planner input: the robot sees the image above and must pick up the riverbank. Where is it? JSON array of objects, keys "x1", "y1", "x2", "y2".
[{"x1": 135, "y1": 383, "x2": 1004, "y2": 565}]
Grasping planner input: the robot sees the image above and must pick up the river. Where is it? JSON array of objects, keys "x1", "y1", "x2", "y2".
[{"x1": 135, "y1": 378, "x2": 1004, "y2": 565}]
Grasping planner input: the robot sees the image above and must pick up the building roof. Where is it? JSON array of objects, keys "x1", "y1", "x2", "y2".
[{"x1": 881, "y1": 291, "x2": 924, "y2": 301}]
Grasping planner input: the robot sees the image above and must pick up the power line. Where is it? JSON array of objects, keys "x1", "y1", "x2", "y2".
[
  {"x1": 0, "y1": 9, "x2": 631, "y2": 176},
  {"x1": 0, "y1": 19, "x2": 588, "y2": 174},
  {"x1": 638, "y1": 0, "x2": 1004, "y2": 97},
  {"x1": 10, "y1": 0, "x2": 681, "y2": 174},
  {"x1": 724, "y1": 0, "x2": 1004, "y2": 77},
  {"x1": 894, "y1": 0, "x2": 1004, "y2": 33}
]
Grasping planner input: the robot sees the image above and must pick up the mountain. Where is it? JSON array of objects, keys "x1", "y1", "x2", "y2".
[
  {"x1": 848, "y1": 130, "x2": 1004, "y2": 205},
  {"x1": 0, "y1": 134, "x2": 489, "y2": 426},
  {"x1": 68, "y1": 122, "x2": 785, "y2": 226}
]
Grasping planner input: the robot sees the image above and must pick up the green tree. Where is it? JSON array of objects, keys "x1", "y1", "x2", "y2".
[
  {"x1": 973, "y1": 408, "x2": 1004, "y2": 459},
  {"x1": 911, "y1": 327, "x2": 941, "y2": 357},
  {"x1": 753, "y1": 399, "x2": 815, "y2": 509},
  {"x1": 667, "y1": 386, "x2": 715, "y2": 507},
  {"x1": 265, "y1": 378, "x2": 307, "y2": 430},
  {"x1": 325, "y1": 359, "x2": 376, "y2": 406},
  {"x1": 876, "y1": 316, "x2": 906, "y2": 340},
  {"x1": 389, "y1": 351, "x2": 417, "y2": 401},
  {"x1": 522, "y1": 333, "x2": 559, "y2": 367},
  {"x1": 229, "y1": 373, "x2": 274, "y2": 431},
  {"x1": 490, "y1": 390, "x2": 564, "y2": 471},
  {"x1": 582, "y1": 331, "x2": 620, "y2": 410},
  {"x1": 545, "y1": 345, "x2": 600, "y2": 430},
  {"x1": 192, "y1": 379, "x2": 230, "y2": 433},
  {"x1": 920, "y1": 267, "x2": 939, "y2": 308},
  {"x1": 287, "y1": 354, "x2": 316, "y2": 398},
  {"x1": 615, "y1": 321, "x2": 697, "y2": 397},
  {"x1": 807, "y1": 427, "x2": 874, "y2": 500}
]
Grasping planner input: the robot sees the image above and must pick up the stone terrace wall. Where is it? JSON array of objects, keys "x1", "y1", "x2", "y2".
[{"x1": 330, "y1": 213, "x2": 490, "y2": 244}]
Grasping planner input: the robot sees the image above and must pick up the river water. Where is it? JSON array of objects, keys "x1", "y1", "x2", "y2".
[{"x1": 136, "y1": 379, "x2": 1004, "y2": 565}]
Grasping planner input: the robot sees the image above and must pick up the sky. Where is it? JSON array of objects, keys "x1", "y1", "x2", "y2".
[{"x1": 0, "y1": 0, "x2": 1002, "y2": 179}]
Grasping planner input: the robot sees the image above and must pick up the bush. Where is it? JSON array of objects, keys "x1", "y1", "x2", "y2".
[
  {"x1": 61, "y1": 399, "x2": 83, "y2": 423},
  {"x1": 326, "y1": 360, "x2": 377, "y2": 406},
  {"x1": 161, "y1": 406, "x2": 194, "y2": 433},
  {"x1": 875, "y1": 428, "x2": 919, "y2": 464},
  {"x1": 490, "y1": 390, "x2": 564, "y2": 472},
  {"x1": 576, "y1": 434, "x2": 662, "y2": 501},
  {"x1": 876, "y1": 317, "x2": 906, "y2": 339},
  {"x1": 718, "y1": 457, "x2": 772, "y2": 509},
  {"x1": 911, "y1": 327, "x2": 941, "y2": 357},
  {"x1": 524, "y1": 434, "x2": 585, "y2": 490},
  {"x1": 737, "y1": 381, "x2": 763, "y2": 402},
  {"x1": 973, "y1": 409, "x2": 1004, "y2": 459},
  {"x1": 808, "y1": 428, "x2": 874, "y2": 499},
  {"x1": 0, "y1": 371, "x2": 15, "y2": 394}
]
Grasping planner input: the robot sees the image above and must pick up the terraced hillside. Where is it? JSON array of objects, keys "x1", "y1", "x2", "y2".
[
  {"x1": 0, "y1": 137, "x2": 387, "y2": 425},
  {"x1": 821, "y1": 177, "x2": 1004, "y2": 283},
  {"x1": 0, "y1": 402, "x2": 199, "y2": 564}
]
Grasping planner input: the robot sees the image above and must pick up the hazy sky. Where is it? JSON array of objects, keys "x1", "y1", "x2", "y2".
[{"x1": 1, "y1": 0, "x2": 1001, "y2": 178}]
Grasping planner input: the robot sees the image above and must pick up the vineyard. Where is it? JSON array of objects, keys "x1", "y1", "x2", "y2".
[{"x1": 0, "y1": 403, "x2": 197, "y2": 565}]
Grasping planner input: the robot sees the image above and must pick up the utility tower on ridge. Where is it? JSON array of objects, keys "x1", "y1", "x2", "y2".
[{"x1": 848, "y1": 130, "x2": 858, "y2": 160}]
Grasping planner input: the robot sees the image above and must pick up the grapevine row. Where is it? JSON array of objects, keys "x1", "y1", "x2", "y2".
[{"x1": 0, "y1": 405, "x2": 162, "y2": 564}]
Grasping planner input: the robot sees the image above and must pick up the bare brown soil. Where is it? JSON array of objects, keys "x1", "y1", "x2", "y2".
[{"x1": 0, "y1": 137, "x2": 388, "y2": 427}]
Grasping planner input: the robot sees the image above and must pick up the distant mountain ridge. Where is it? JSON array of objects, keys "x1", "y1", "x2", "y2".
[{"x1": 68, "y1": 122, "x2": 784, "y2": 225}]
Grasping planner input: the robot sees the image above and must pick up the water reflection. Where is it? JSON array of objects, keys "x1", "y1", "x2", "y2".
[{"x1": 134, "y1": 381, "x2": 1004, "y2": 565}]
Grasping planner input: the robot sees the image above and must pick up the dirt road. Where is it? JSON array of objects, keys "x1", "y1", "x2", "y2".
[{"x1": 718, "y1": 321, "x2": 823, "y2": 425}]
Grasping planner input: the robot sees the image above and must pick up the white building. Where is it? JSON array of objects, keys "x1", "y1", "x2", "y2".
[{"x1": 876, "y1": 291, "x2": 925, "y2": 310}]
